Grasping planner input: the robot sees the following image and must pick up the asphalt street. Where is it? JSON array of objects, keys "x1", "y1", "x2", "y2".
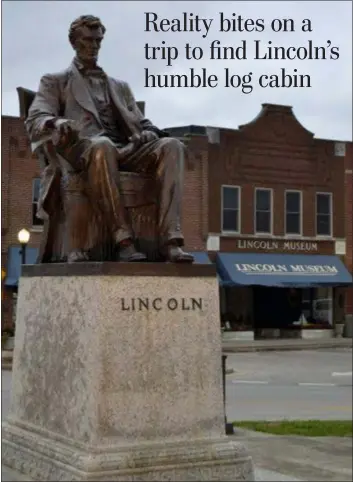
[{"x1": 225, "y1": 348, "x2": 352, "y2": 421}]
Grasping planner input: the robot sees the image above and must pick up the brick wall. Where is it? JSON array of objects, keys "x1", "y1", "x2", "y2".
[
  {"x1": 208, "y1": 104, "x2": 346, "y2": 240},
  {"x1": 205, "y1": 103, "x2": 351, "y2": 325},
  {"x1": 1, "y1": 116, "x2": 43, "y2": 254},
  {"x1": 1, "y1": 116, "x2": 43, "y2": 330},
  {"x1": 182, "y1": 135, "x2": 208, "y2": 251}
]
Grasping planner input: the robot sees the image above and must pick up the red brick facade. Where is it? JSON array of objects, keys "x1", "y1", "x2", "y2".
[
  {"x1": 181, "y1": 135, "x2": 208, "y2": 251},
  {"x1": 207, "y1": 104, "x2": 346, "y2": 242},
  {"x1": 1, "y1": 116, "x2": 44, "y2": 253},
  {"x1": 204, "y1": 103, "x2": 351, "y2": 328},
  {"x1": 1, "y1": 116, "x2": 44, "y2": 329}
]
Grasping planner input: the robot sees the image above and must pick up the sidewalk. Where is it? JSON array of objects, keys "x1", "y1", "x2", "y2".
[
  {"x1": 232, "y1": 428, "x2": 352, "y2": 481},
  {"x1": 222, "y1": 337, "x2": 352, "y2": 353}
]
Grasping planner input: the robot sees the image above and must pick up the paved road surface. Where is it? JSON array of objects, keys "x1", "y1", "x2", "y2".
[{"x1": 225, "y1": 348, "x2": 352, "y2": 421}]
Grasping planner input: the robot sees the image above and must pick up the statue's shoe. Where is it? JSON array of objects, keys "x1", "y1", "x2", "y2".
[
  {"x1": 67, "y1": 250, "x2": 89, "y2": 263},
  {"x1": 167, "y1": 246, "x2": 194, "y2": 263},
  {"x1": 119, "y1": 244, "x2": 147, "y2": 262}
]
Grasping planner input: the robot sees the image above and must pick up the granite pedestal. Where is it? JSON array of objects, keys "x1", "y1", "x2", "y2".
[{"x1": 2, "y1": 262, "x2": 254, "y2": 481}]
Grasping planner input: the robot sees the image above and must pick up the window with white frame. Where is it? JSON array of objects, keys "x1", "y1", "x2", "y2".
[
  {"x1": 285, "y1": 191, "x2": 302, "y2": 235},
  {"x1": 222, "y1": 186, "x2": 240, "y2": 232},
  {"x1": 316, "y1": 193, "x2": 332, "y2": 236},
  {"x1": 32, "y1": 179, "x2": 44, "y2": 227},
  {"x1": 255, "y1": 188, "x2": 272, "y2": 234}
]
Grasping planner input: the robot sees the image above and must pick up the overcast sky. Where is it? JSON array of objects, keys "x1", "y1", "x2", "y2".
[{"x1": 2, "y1": 0, "x2": 352, "y2": 140}]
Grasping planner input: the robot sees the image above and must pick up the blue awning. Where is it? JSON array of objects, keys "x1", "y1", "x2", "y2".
[
  {"x1": 190, "y1": 252, "x2": 231, "y2": 286},
  {"x1": 216, "y1": 253, "x2": 353, "y2": 288},
  {"x1": 190, "y1": 251, "x2": 212, "y2": 264},
  {"x1": 5, "y1": 246, "x2": 39, "y2": 287}
]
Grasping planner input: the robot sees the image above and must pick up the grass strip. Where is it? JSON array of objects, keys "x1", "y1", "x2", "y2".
[{"x1": 233, "y1": 420, "x2": 352, "y2": 437}]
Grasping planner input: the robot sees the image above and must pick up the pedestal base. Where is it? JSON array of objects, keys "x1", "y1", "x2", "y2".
[
  {"x1": 2, "y1": 262, "x2": 254, "y2": 481},
  {"x1": 3, "y1": 421, "x2": 253, "y2": 481}
]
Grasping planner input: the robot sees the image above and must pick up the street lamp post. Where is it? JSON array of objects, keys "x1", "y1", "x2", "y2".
[
  {"x1": 18, "y1": 229, "x2": 30, "y2": 266},
  {"x1": 222, "y1": 355, "x2": 235, "y2": 435}
]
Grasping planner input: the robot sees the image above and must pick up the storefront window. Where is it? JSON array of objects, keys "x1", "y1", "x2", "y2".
[
  {"x1": 221, "y1": 286, "x2": 334, "y2": 332},
  {"x1": 301, "y1": 287, "x2": 333, "y2": 327},
  {"x1": 222, "y1": 287, "x2": 253, "y2": 331}
]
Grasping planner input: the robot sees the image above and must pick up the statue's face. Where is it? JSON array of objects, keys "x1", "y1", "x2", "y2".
[{"x1": 73, "y1": 25, "x2": 104, "y2": 63}]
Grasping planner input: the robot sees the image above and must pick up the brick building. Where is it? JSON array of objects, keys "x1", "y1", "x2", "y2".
[
  {"x1": 169, "y1": 104, "x2": 353, "y2": 338},
  {"x1": 207, "y1": 103, "x2": 352, "y2": 338}
]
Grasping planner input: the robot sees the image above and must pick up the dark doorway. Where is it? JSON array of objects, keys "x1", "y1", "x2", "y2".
[{"x1": 253, "y1": 286, "x2": 302, "y2": 330}]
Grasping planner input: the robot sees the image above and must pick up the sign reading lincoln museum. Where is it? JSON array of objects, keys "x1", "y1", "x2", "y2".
[
  {"x1": 237, "y1": 239, "x2": 319, "y2": 252},
  {"x1": 235, "y1": 263, "x2": 338, "y2": 275}
]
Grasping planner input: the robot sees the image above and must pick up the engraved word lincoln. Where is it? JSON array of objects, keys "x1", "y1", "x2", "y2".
[
  {"x1": 25, "y1": 15, "x2": 194, "y2": 264},
  {"x1": 120, "y1": 297, "x2": 203, "y2": 312}
]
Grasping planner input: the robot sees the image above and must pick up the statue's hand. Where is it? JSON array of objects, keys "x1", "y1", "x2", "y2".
[
  {"x1": 129, "y1": 130, "x2": 158, "y2": 146},
  {"x1": 52, "y1": 119, "x2": 80, "y2": 148},
  {"x1": 140, "y1": 130, "x2": 158, "y2": 144}
]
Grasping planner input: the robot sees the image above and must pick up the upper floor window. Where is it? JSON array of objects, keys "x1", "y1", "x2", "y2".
[
  {"x1": 222, "y1": 186, "x2": 240, "y2": 232},
  {"x1": 32, "y1": 179, "x2": 44, "y2": 227},
  {"x1": 285, "y1": 191, "x2": 302, "y2": 235},
  {"x1": 316, "y1": 193, "x2": 332, "y2": 236},
  {"x1": 255, "y1": 188, "x2": 272, "y2": 234}
]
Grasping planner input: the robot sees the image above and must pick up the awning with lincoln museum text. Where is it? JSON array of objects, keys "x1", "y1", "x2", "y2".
[
  {"x1": 216, "y1": 253, "x2": 353, "y2": 288},
  {"x1": 190, "y1": 252, "x2": 233, "y2": 287}
]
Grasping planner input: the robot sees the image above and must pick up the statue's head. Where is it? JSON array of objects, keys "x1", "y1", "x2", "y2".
[{"x1": 69, "y1": 15, "x2": 106, "y2": 63}]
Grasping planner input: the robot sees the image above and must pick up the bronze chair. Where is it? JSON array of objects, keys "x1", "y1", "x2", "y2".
[{"x1": 17, "y1": 87, "x2": 159, "y2": 262}]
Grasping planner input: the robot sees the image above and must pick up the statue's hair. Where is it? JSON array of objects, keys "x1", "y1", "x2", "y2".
[{"x1": 69, "y1": 15, "x2": 106, "y2": 45}]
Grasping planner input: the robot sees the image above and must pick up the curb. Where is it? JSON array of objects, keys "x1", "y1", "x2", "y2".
[
  {"x1": 222, "y1": 339, "x2": 352, "y2": 353},
  {"x1": 223, "y1": 344, "x2": 352, "y2": 353}
]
